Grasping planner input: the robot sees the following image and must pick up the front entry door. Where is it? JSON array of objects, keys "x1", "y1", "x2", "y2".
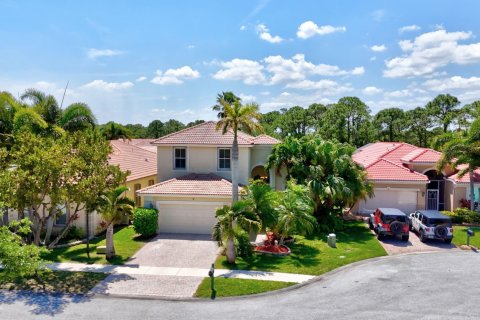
[{"x1": 427, "y1": 189, "x2": 439, "y2": 210}]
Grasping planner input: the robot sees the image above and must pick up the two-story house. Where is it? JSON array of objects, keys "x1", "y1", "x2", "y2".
[{"x1": 137, "y1": 121, "x2": 283, "y2": 234}]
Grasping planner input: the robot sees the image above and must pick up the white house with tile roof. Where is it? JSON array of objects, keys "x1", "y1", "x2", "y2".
[{"x1": 137, "y1": 121, "x2": 284, "y2": 234}]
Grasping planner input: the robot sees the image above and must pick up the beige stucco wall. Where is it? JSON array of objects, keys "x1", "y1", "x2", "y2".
[
  {"x1": 124, "y1": 175, "x2": 156, "y2": 207},
  {"x1": 410, "y1": 163, "x2": 436, "y2": 174},
  {"x1": 157, "y1": 145, "x2": 251, "y2": 185},
  {"x1": 453, "y1": 184, "x2": 467, "y2": 211}
]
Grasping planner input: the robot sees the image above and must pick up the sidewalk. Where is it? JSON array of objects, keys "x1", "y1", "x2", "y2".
[{"x1": 48, "y1": 262, "x2": 315, "y2": 283}]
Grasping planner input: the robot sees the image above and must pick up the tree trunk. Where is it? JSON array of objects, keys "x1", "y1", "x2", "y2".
[
  {"x1": 470, "y1": 169, "x2": 475, "y2": 211},
  {"x1": 2, "y1": 207, "x2": 8, "y2": 226},
  {"x1": 106, "y1": 223, "x2": 115, "y2": 259},
  {"x1": 33, "y1": 217, "x2": 45, "y2": 246},
  {"x1": 231, "y1": 132, "x2": 239, "y2": 203},
  {"x1": 226, "y1": 236, "x2": 236, "y2": 264},
  {"x1": 44, "y1": 215, "x2": 54, "y2": 245}
]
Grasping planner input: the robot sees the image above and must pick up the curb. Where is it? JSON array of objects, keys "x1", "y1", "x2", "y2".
[{"x1": 93, "y1": 250, "x2": 472, "y2": 302}]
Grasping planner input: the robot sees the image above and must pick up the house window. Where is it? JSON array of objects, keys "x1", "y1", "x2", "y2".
[
  {"x1": 148, "y1": 179, "x2": 155, "y2": 186},
  {"x1": 54, "y1": 205, "x2": 67, "y2": 226},
  {"x1": 134, "y1": 184, "x2": 141, "y2": 207},
  {"x1": 174, "y1": 147, "x2": 187, "y2": 169},
  {"x1": 218, "y1": 148, "x2": 231, "y2": 170}
]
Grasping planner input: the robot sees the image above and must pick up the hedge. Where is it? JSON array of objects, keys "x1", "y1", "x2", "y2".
[
  {"x1": 132, "y1": 208, "x2": 158, "y2": 237},
  {"x1": 442, "y1": 208, "x2": 480, "y2": 224}
]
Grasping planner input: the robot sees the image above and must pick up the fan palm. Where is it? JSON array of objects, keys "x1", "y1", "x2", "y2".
[
  {"x1": 215, "y1": 97, "x2": 263, "y2": 202},
  {"x1": 96, "y1": 186, "x2": 134, "y2": 259},
  {"x1": 212, "y1": 201, "x2": 260, "y2": 264}
]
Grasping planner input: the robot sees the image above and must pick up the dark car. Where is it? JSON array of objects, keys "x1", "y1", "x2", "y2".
[{"x1": 369, "y1": 208, "x2": 410, "y2": 241}]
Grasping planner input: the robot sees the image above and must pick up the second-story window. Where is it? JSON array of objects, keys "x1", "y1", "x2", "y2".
[
  {"x1": 218, "y1": 148, "x2": 231, "y2": 170},
  {"x1": 174, "y1": 147, "x2": 187, "y2": 169},
  {"x1": 134, "y1": 183, "x2": 141, "y2": 207}
]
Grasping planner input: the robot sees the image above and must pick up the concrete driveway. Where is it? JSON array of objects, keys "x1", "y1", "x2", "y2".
[
  {"x1": 377, "y1": 230, "x2": 458, "y2": 255},
  {"x1": 92, "y1": 233, "x2": 218, "y2": 298},
  {"x1": 4, "y1": 251, "x2": 480, "y2": 319}
]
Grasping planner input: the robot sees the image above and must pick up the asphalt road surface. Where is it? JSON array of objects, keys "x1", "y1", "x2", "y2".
[{"x1": 0, "y1": 251, "x2": 478, "y2": 320}]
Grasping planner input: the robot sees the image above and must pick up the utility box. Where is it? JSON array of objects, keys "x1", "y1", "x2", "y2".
[{"x1": 327, "y1": 233, "x2": 336, "y2": 248}]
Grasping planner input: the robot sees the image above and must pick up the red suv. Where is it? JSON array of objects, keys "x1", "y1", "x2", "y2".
[{"x1": 368, "y1": 208, "x2": 410, "y2": 241}]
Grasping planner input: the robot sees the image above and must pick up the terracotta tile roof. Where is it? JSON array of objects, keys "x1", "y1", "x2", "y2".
[
  {"x1": 353, "y1": 142, "x2": 405, "y2": 166},
  {"x1": 365, "y1": 159, "x2": 429, "y2": 182},
  {"x1": 126, "y1": 139, "x2": 157, "y2": 153},
  {"x1": 151, "y1": 121, "x2": 278, "y2": 146},
  {"x1": 381, "y1": 144, "x2": 418, "y2": 165},
  {"x1": 401, "y1": 148, "x2": 442, "y2": 163},
  {"x1": 137, "y1": 173, "x2": 240, "y2": 196},
  {"x1": 109, "y1": 140, "x2": 157, "y2": 182},
  {"x1": 447, "y1": 165, "x2": 480, "y2": 184}
]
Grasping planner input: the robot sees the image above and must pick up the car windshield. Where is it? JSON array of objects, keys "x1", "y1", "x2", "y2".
[
  {"x1": 428, "y1": 218, "x2": 452, "y2": 227},
  {"x1": 382, "y1": 215, "x2": 406, "y2": 223}
]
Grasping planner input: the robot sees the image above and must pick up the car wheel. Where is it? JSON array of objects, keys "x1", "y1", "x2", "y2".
[
  {"x1": 402, "y1": 235, "x2": 409, "y2": 242},
  {"x1": 420, "y1": 230, "x2": 427, "y2": 243},
  {"x1": 409, "y1": 224, "x2": 413, "y2": 231},
  {"x1": 368, "y1": 220, "x2": 374, "y2": 230},
  {"x1": 444, "y1": 238, "x2": 452, "y2": 244}
]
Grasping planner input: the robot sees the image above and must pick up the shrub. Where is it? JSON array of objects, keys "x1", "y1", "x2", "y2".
[
  {"x1": 64, "y1": 226, "x2": 85, "y2": 242},
  {"x1": 442, "y1": 208, "x2": 480, "y2": 224},
  {"x1": 132, "y1": 208, "x2": 158, "y2": 237},
  {"x1": 235, "y1": 230, "x2": 253, "y2": 257}
]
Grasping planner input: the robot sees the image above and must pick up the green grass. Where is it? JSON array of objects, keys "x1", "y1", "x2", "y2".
[
  {"x1": 0, "y1": 270, "x2": 107, "y2": 294},
  {"x1": 215, "y1": 220, "x2": 387, "y2": 276},
  {"x1": 43, "y1": 225, "x2": 150, "y2": 265},
  {"x1": 453, "y1": 226, "x2": 480, "y2": 248},
  {"x1": 194, "y1": 277, "x2": 295, "y2": 298}
]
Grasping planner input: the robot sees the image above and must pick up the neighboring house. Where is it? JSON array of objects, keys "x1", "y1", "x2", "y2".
[
  {"x1": 137, "y1": 121, "x2": 283, "y2": 234},
  {"x1": 351, "y1": 142, "x2": 478, "y2": 215}
]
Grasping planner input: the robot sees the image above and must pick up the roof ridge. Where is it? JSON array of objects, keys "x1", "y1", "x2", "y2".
[
  {"x1": 376, "y1": 142, "x2": 407, "y2": 159},
  {"x1": 151, "y1": 121, "x2": 216, "y2": 144},
  {"x1": 137, "y1": 177, "x2": 177, "y2": 193}
]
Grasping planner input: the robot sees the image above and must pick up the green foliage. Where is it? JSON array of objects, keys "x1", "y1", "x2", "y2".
[
  {"x1": 426, "y1": 94, "x2": 461, "y2": 133},
  {"x1": 97, "y1": 186, "x2": 135, "y2": 225},
  {"x1": 132, "y1": 208, "x2": 158, "y2": 237},
  {"x1": 100, "y1": 121, "x2": 132, "y2": 140},
  {"x1": 242, "y1": 180, "x2": 279, "y2": 230},
  {"x1": 442, "y1": 209, "x2": 480, "y2": 224},
  {"x1": 234, "y1": 229, "x2": 253, "y2": 257},
  {"x1": 0, "y1": 219, "x2": 48, "y2": 278},
  {"x1": 63, "y1": 226, "x2": 85, "y2": 242}
]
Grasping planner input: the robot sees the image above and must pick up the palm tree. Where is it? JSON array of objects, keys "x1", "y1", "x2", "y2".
[
  {"x1": 97, "y1": 186, "x2": 134, "y2": 259},
  {"x1": 215, "y1": 97, "x2": 263, "y2": 203},
  {"x1": 58, "y1": 103, "x2": 96, "y2": 132},
  {"x1": 212, "y1": 201, "x2": 261, "y2": 264},
  {"x1": 100, "y1": 121, "x2": 132, "y2": 140},
  {"x1": 438, "y1": 118, "x2": 480, "y2": 211},
  {"x1": 212, "y1": 91, "x2": 240, "y2": 119},
  {"x1": 242, "y1": 180, "x2": 279, "y2": 231},
  {"x1": 275, "y1": 182, "x2": 317, "y2": 245}
]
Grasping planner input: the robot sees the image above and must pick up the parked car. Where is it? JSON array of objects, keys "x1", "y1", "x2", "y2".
[
  {"x1": 368, "y1": 208, "x2": 410, "y2": 241},
  {"x1": 409, "y1": 210, "x2": 453, "y2": 243}
]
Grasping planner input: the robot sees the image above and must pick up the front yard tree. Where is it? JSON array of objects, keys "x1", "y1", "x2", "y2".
[
  {"x1": 97, "y1": 186, "x2": 134, "y2": 259},
  {"x1": 426, "y1": 94, "x2": 461, "y2": 133},
  {"x1": 213, "y1": 201, "x2": 261, "y2": 264},
  {"x1": 438, "y1": 118, "x2": 480, "y2": 211},
  {"x1": 215, "y1": 95, "x2": 263, "y2": 202}
]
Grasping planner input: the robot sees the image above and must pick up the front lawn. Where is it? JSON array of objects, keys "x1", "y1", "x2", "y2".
[
  {"x1": 0, "y1": 270, "x2": 107, "y2": 294},
  {"x1": 195, "y1": 277, "x2": 295, "y2": 298},
  {"x1": 43, "y1": 225, "x2": 149, "y2": 265},
  {"x1": 452, "y1": 226, "x2": 480, "y2": 248},
  {"x1": 215, "y1": 220, "x2": 387, "y2": 276}
]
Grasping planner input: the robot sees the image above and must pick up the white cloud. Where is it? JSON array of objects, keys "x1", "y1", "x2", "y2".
[
  {"x1": 370, "y1": 56, "x2": 377, "y2": 61},
  {"x1": 363, "y1": 86, "x2": 382, "y2": 95},
  {"x1": 240, "y1": 25, "x2": 246, "y2": 31},
  {"x1": 399, "y1": 25, "x2": 421, "y2": 34},
  {"x1": 351, "y1": 66, "x2": 365, "y2": 75},
  {"x1": 187, "y1": 44, "x2": 195, "y2": 49},
  {"x1": 239, "y1": 93, "x2": 256, "y2": 101},
  {"x1": 87, "y1": 48, "x2": 123, "y2": 60},
  {"x1": 256, "y1": 24, "x2": 283, "y2": 43},
  {"x1": 280, "y1": 91, "x2": 291, "y2": 96},
  {"x1": 35, "y1": 81, "x2": 57, "y2": 90},
  {"x1": 151, "y1": 66, "x2": 200, "y2": 85},
  {"x1": 370, "y1": 44, "x2": 387, "y2": 52},
  {"x1": 136, "y1": 76, "x2": 147, "y2": 82},
  {"x1": 213, "y1": 59, "x2": 266, "y2": 85},
  {"x1": 384, "y1": 29, "x2": 480, "y2": 78},
  {"x1": 423, "y1": 75, "x2": 480, "y2": 91},
  {"x1": 82, "y1": 80, "x2": 134, "y2": 91},
  {"x1": 296, "y1": 20, "x2": 346, "y2": 39}
]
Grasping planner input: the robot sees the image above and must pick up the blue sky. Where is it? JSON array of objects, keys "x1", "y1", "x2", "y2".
[{"x1": 1, "y1": 0, "x2": 480, "y2": 125}]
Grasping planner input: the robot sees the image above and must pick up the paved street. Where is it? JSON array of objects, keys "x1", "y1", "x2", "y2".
[{"x1": 1, "y1": 251, "x2": 479, "y2": 319}]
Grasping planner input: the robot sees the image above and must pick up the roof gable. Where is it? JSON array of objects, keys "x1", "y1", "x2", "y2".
[{"x1": 364, "y1": 158, "x2": 428, "y2": 182}]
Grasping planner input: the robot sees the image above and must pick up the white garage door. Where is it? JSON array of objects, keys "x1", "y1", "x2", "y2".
[
  {"x1": 358, "y1": 189, "x2": 418, "y2": 215},
  {"x1": 156, "y1": 202, "x2": 223, "y2": 234}
]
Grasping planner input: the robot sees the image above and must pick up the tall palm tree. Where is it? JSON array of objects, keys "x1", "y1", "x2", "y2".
[
  {"x1": 215, "y1": 97, "x2": 263, "y2": 202},
  {"x1": 59, "y1": 103, "x2": 97, "y2": 132},
  {"x1": 212, "y1": 91, "x2": 240, "y2": 119},
  {"x1": 97, "y1": 186, "x2": 134, "y2": 259},
  {"x1": 212, "y1": 201, "x2": 261, "y2": 264},
  {"x1": 438, "y1": 118, "x2": 480, "y2": 211}
]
